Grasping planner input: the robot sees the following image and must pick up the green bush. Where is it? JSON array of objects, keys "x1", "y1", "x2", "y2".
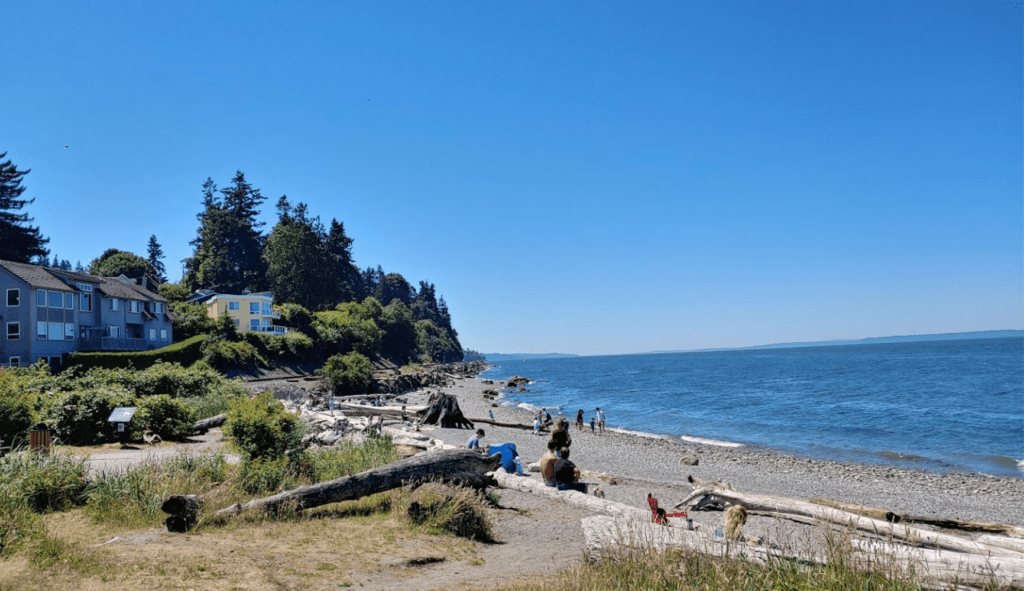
[
  {"x1": 45, "y1": 387, "x2": 139, "y2": 446},
  {"x1": 168, "y1": 302, "x2": 216, "y2": 341},
  {"x1": 201, "y1": 339, "x2": 266, "y2": 371},
  {"x1": 66, "y1": 335, "x2": 207, "y2": 372},
  {"x1": 236, "y1": 455, "x2": 292, "y2": 495},
  {"x1": 137, "y1": 395, "x2": 196, "y2": 441},
  {"x1": 131, "y1": 361, "x2": 224, "y2": 397},
  {"x1": 0, "y1": 391, "x2": 37, "y2": 448},
  {"x1": 317, "y1": 352, "x2": 374, "y2": 395},
  {"x1": 224, "y1": 392, "x2": 305, "y2": 460}
]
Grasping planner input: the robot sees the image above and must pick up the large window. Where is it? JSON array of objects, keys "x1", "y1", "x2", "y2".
[
  {"x1": 47, "y1": 322, "x2": 63, "y2": 341},
  {"x1": 6, "y1": 322, "x2": 19, "y2": 340},
  {"x1": 250, "y1": 302, "x2": 259, "y2": 314},
  {"x1": 228, "y1": 301, "x2": 240, "y2": 310},
  {"x1": 80, "y1": 293, "x2": 92, "y2": 312},
  {"x1": 109, "y1": 298, "x2": 119, "y2": 311},
  {"x1": 48, "y1": 291, "x2": 62, "y2": 308},
  {"x1": 249, "y1": 319, "x2": 260, "y2": 331},
  {"x1": 6, "y1": 289, "x2": 19, "y2": 307}
]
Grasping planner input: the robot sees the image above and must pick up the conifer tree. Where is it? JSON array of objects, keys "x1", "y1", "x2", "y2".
[
  {"x1": 0, "y1": 152, "x2": 49, "y2": 263},
  {"x1": 326, "y1": 219, "x2": 361, "y2": 302},
  {"x1": 264, "y1": 197, "x2": 339, "y2": 309},
  {"x1": 147, "y1": 235, "x2": 167, "y2": 283}
]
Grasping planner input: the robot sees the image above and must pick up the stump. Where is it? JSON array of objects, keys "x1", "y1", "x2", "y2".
[
  {"x1": 162, "y1": 495, "x2": 202, "y2": 532},
  {"x1": 419, "y1": 393, "x2": 474, "y2": 429}
]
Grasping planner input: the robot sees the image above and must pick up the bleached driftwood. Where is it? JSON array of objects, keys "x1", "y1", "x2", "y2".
[
  {"x1": 212, "y1": 449, "x2": 498, "y2": 520},
  {"x1": 192, "y1": 414, "x2": 227, "y2": 434},
  {"x1": 330, "y1": 403, "x2": 426, "y2": 418},
  {"x1": 489, "y1": 470, "x2": 658, "y2": 523},
  {"x1": 678, "y1": 486, "x2": 1021, "y2": 559},
  {"x1": 811, "y1": 498, "x2": 1024, "y2": 536},
  {"x1": 469, "y1": 417, "x2": 538, "y2": 431},
  {"x1": 582, "y1": 515, "x2": 1024, "y2": 591}
]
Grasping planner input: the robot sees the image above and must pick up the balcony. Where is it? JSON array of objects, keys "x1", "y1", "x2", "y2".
[{"x1": 79, "y1": 337, "x2": 151, "y2": 352}]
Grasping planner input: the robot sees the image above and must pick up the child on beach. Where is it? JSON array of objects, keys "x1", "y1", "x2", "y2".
[
  {"x1": 590, "y1": 416, "x2": 596, "y2": 432},
  {"x1": 467, "y1": 429, "x2": 484, "y2": 450},
  {"x1": 533, "y1": 417, "x2": 541, "y2": 435}
]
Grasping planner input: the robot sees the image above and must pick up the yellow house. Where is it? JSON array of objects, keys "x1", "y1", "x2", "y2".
[{"x1": 201, "y1": 292, "x2": 288, "y2": 334}]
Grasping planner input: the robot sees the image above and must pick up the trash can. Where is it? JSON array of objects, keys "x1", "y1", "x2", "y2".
[{"x1": 29, "y1": 422, "x2": 51, "y2": 455}]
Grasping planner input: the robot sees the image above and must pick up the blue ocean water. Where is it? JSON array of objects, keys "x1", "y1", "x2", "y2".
[{"x1": 480, "y1": 337, "x2": 1024, "y2": 478}]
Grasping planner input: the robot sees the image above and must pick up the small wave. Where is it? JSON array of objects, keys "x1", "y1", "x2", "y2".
[
  {"x1": 1018, "y1": 459, "x2": 1024, "y2": 471},
  {"x1": 516, "y1": 402, "x2": 541, "y2": 413},
  {"x1": 680, "y1": 435, "x2": 745, "y2": 448},
  {"x1": 879, "y1": 451, "x2": 933, "y2": 463},
  {"x1": 607, "y1": 427, "x2": 674, "y2": 441}
]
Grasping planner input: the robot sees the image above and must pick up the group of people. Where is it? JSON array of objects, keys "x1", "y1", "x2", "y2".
[
  {"x1": 539, "y1": 417, "x2": 587, "y2": 493},
  {"x1": 575, "y1": 407, "x2": 606, "y2": 434}
]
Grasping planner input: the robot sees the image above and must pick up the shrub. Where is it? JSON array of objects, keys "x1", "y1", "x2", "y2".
[
  {"x1": 168, "y1": 302, "x2": 216, "y2": 341},
  {"x1": 236, "y1": 455, "x2": 292, "y2": 495},
  {"x1": 45, "y1": 387, "x2": 139, "y2": 446},
  {"x1": 131, "y1": 361, "x2": 223, "y2": 397},
  {"x1": 0, "y1": 453, "x2": 88, "y2": 513},
  {"x1": 0, "y1": 391, "x2": 37, "y2": 448},
  {"x1": 405, "y1": 483, "x2": 494, "y2": 541},
  {"x1": 224, "y1": 392, "x2": 305, "y2": 460},
  {"x1": 317, "y1": 352, "x2": 373, "y2": 395},
  {"x1": 202, "y1": 339, "x2": 266, "y2": 371},
  {"x1": 137, "y1": 395, "x2": 196, "y2": 441},
  {"x1": 66, "y1": 335, "x2": 207, "y2": 372}
]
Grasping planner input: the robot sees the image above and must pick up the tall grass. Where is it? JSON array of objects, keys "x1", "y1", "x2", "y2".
[{"x1": 0, "y1": 452, "x2": 87, "y2": 556}]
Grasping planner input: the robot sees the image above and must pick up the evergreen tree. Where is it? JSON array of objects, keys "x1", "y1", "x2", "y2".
[
  {"x1": 147, "y1": 235, "x2": 167, "y2": 283},
  {"x1": 74, "y1": 260, "x2": 84, "y2": 272},
  {"x1": 184, "y1": 172, "x2": 268, "y2": 293},
  {"x1": 378, "y1": 272, "x2": 415, "y2": 306},
  {"x1": 0, "y1": 153, "x2": 49, "y2": 263},
  {"x1": 88, "y1": 249, "x2": 156, "y2": 278},
  {"x1": 264, "y1": 197, "x2": 339, "y2": 310},
  {"x1": 326, "y1": 219, "x2": 361, "y2": 302},
  {"x1": 411, "y1": 281, "x2": 440, "y2": 323}
]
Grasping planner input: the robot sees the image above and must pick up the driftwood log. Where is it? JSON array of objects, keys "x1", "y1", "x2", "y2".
[
  {"x1": 678, "y1": 485, "x2": 1021, "y2": 559},
  {"x1": 810, "y1": 498, "x2": 1024, "y2": 536},
  {"x1": 419, "y1": 393, "x2": 474, "y2": 429},
  {"x1": 581, "y1": 515, "x2": 1024, "y2": 591},
  {"x1": 470, "y1": 417, "x2": 539, "y2": 431},
  {"x1": 213, "y1": 449, "x2": 498, "y2": 519},
  {"x1": 192, "y1": 414, "x2": 227, "y2": 434},
  {"x1": 330, "y1": 403, "x2": 426, "y2": 418}
]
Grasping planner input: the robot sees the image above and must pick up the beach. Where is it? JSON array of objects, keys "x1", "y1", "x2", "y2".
[{"x1": 403, "y1": 374, "x2": 1024, "y2": 528}]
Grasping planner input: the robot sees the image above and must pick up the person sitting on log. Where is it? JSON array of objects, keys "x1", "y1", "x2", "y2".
[
  {"x1": 553, "y1": 448, "x2": 586, "y2": 493},
  {"x1": 550, "y1": 418, "x2": 571, "y2": 453},
  {"x1": 467, "y1": 429, "x2": 484, "y2": 450},
  {"x1": 539, "y1": 439, "x2": 559, "y2": 487}
]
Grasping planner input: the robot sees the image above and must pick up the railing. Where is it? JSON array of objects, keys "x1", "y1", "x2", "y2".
[
  {"x1": 78, "y1": 337, "x2": 150, "y2": 352},
  {"x1": 251, "y1": 326, "x2": 289, "y2": 335}
]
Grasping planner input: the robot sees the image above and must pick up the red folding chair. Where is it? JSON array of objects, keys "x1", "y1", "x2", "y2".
[{"x1": 648, "y1": 493, "x2": 687, "y2": 525}]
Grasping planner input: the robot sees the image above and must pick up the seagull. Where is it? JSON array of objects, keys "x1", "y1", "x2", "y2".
[{"x1": 63, "y1": 145, "x2": 68, "y2": 150}]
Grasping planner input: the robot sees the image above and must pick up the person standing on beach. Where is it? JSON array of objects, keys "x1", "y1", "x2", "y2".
[
  {"x1": 595, "y1": 407, "x2": 605, "y2": 435},
  {"x1": 576, "y1": 409, "x2": 585, "y2": 431}
]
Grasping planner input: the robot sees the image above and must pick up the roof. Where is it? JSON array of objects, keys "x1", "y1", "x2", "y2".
[
  {"x1": 118, "y1": 279, "x2": 168, "y2": 302},
  {"x1": 95, "y1": 277, "x2": 154, "y2": 301},
  {"x1": 0, "y1": 259, "x2": 78, "y2": 292}
]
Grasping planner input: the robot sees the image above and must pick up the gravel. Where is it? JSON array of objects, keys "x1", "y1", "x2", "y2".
[{"x1": 403, "y1": 376, "x2": 1024, "y2": 528}]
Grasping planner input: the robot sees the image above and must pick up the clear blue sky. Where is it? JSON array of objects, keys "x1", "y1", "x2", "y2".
[{"x1": 3, "y1": 1, "x2": 1021, "y2": 355}]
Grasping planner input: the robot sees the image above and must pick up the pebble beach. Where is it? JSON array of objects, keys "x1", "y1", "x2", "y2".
[{"x1": 404, "y1": 374, "x2": 1024, "y2": 529}]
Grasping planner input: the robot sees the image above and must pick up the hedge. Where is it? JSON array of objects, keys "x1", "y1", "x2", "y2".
[{"x1": 65, "y1": 335, "x2": 207, "y2": 372}]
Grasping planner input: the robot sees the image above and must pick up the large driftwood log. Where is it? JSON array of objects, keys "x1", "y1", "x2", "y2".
[
  {"x1": 470, "y1": 417, "x2": 538, "y2": 431},
  {"x1": 581, "y1": 515, "x2": 1024, "y2": 591},
  {"x1": 811, "y1": 498, "x2": 1024, "y2": 536},
  {"x1": 192, "y1": 414, "x2": 226, "y2": 434},
  {"x1": 215, "y1": 449, "x2": 498, "y2": 518},
  {"x1": 678, "y1": 485, "x2": 1020, "y2": 559},
  {"x1": 330, "y1": 403, "x2": 426, "y2": 418}
]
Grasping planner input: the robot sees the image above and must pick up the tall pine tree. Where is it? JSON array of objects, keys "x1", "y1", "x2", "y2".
[
  {"x1": 147, "y1": 235, "x2": 167, "y2": 283},
  {"x1": 264, "y1": 197, "x2": 339, "y2": 309},
  {"x1": 184, "y1": 172, "x2": 268, "y2": 293},
  {"x1": 0, "y1": 153, "x2": 49, "y2": 263}
]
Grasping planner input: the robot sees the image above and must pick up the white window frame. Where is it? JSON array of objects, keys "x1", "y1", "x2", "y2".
[
  {"x1": 250, "y1": 302, "x2": 259, "y2": 315},
  {"x1": 149, "y1": 328, "x2": 156, "y2": 341},
  {"x1": 6, "y1": 288, "x2": 19, "y2": 307},
  {"x1": 75, "y1": 282, "x2": 93, "y2": 292},
  {"x1": 249, "y1": 318, "x2": 260, "y2": 331},
  {"x1": 64, "y1": 293, "x2": 74, "y2": 309},
  {"x1": 129, "y1": 300, "x2": 140, "y2": 313},
  {"x1": 37, "y1": 290, "x2": 47, "y2": 307},
  {"x1": 108, "y1": 326, "x2": 120, "y2": 338},
  {"x1": 153, "y1": 302, "x2": 165, "y2": 314},
  {"x1": 160, "y1": 329, "x2": 168, "y2": 341},
  {"x1": 64, "y1": 323, "x2": 74, "y2": 340},
  {"x1": 37, "y1": 321, "x2": 46, "y2": 340},
  {"x1": 80, "y1": 293, "x2": 92, "y2": 312},
  {"x1": 228, "y1": 301, "x2": 240, "y2": 311},
  {"x1": 110, "y1": 298, "x2": 119, "y2": 311},
  {"x1": 48, "y1": 291, "x2": 62, "y2": 308},
  {"x1": 8, "y1": 357, "x2": 19, "y2": 367},
  {"x1": 6, "y1": 322, "x2": 19, "y2": 340}
]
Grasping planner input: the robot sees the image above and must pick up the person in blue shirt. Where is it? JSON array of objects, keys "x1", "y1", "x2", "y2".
[{"x1": 467, "y1": 429, "x2": 484, "y2": 450}]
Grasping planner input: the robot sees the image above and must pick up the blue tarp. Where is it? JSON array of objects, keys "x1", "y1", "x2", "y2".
[{"x1": 487, "y1": 443, "x2": 519, "y2": 473}]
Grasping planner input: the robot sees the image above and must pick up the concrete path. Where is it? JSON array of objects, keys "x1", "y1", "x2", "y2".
[{"x1": 85, "y1": 428, "x2": 240, "y2": 477}]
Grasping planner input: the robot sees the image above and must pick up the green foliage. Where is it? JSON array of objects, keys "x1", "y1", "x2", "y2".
[
  {"x1": 415, "y1": 320, "x2": 461, "y2": 363},
  {"x1": 0, "y1": 151, "x2": 49, "y2": 263},
  {"x1": 317, "y1": 352, "x2": 373, "y2": 395},
  {"x1": 0, "y1": 453, "x2": 88, "y2": 513},
  {"x1": 314, "y1": 303, "x2": 383, "y2": 357},
  {"x1": 406, "y1": 484, "x2": 494, "y2": 541},
  {"x1": 137, "y1": 394, "x2": 196, "y2": 441},
  {"x1": 158, "y1": 282, "x2": 191, "y2": 302},
  {"x1": 169, "y1": 302, "x2": 217, "y2": 341},
  {"x1": 302, "y1": 437, "x2": 398, "y2": 482},
  {"x1": 236, "y1": 455, "x2": 292, "y2": 495},
  {"x1": 202, "y1": 339, "x2": 266, "y2": 371},
  {"x1": 279, "y1": 303, "x2": 315, "y2": 336},
  {"x1": 264, "y1": 198, "x2": 340, "y2": 310},
  {"x1": 380, "y1": 299, "x2": 419, "y2": 363},
  {"x1": 0, "y1": 387, "x2": 37, "y2": 447},
  {"x1": 45, "y1": 387, "x2": 139, "y2": 446},
  {"x1": 66, "y1": 335, "x2": 207, "y2": 372},
  {"x1": 224, "y1": 392, "x2": 305, "y2": 460},
  {"x1": 87, "y1": 248, "x2": 156, "y2": 278},
  {"x1": 243, "y1": 330, "x2": 315, "y2": 362}
]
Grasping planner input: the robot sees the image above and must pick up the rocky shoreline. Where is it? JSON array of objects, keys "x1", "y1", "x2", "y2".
[{"x1": 404, "y1": 373, "x2": 1024, "y2": 528}]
